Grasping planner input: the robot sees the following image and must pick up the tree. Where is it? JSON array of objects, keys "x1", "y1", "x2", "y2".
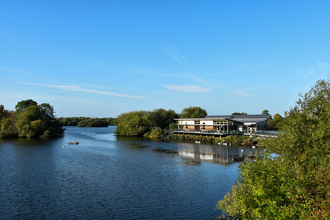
[
  {"x1": 274, "y1": 120, "x2": 283, "y2": 130},
  {"x1": 232, "y1": 112, "x2": 248, "y2": 115},
  {"x1": 149, "y1": 108, "x2": 178, "y2": 129},
  {"x1": 272, "y1": 113, "x2": 283, "y2": 130},
  {"x1": 115, "y1": 108, "x2": 179, "y2": 136},
  {"x1": 0, "y1": 105, "x2": 4, "y2": 120},
  {"x1": 15, "y1": 99, "x2": 38, "y2": 115},
  {"x1": 115, "y1": 111, "x2": 152, "y2": 136},
  {"x1": 16, "y1": 105, "x2": 41, "y2": 137},
  {"x1": 217, "y1": 79, "x2": 330, "y2": 219},
  {"x1": 262, "y1": 109, "x2": 269, "y2": 115},
  {"x1": 0, "y1": 105, "x2": 17, "y2": 138},
  {"x1": 273, "y1": 113, "x2": 282, "y2": 122},
  {"x1": 180, "y1": 106, "x2": 207, "y2": 118},
  {"x1": 0, "y1": 117, "x2": 17, "y2": 138},
  {"x1": 39, "y1": 103, "x2": 56, "y2": 121},
  {"x1": 266, "y1": 118, "x2": 274, "y2": 130},
  {"x1": 77, "y1": 118, "x2": 108, "y2": 127},
  {"x1": 0, "y1": 100, "x2": 63, "y2": 138}
]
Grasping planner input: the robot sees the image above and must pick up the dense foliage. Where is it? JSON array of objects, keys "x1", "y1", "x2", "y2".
[
  {"x1": 231, "y1": 112, "x2": 248, "y2": 115},
  {"x1": 77, "y1": 119, "x2": 109, "y2": 127},
  {"x1": 260, "y1": 109, "x2": 284, "y2": 130},
  {"x1": 180, "y1": 106, "x2": 207, "y2": 118},
  {"x1": 262, "y1": 109, "x2": 269, "y2": 115},
  {"x1": 267, "y1": 114, "x2": 284, "y2": 130},
  {"x1": 115, "y1": 108, "x2": 178, "y2": 136},
  {"x1": 217, "y1": 79, "x2": 330, "y2": 219},
  {"x1": 0, "y1": 99, "x2": 63, "y2": 138},
  {"x1": 59, "y1": 117, "x2": 116, "y2": 127}
]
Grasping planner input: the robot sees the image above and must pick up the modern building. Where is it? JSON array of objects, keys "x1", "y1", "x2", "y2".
[{"x1": 175, "y1": 114, "x2": 270, "y2": 134}]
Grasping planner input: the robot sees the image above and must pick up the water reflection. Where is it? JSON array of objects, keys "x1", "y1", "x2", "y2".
[
  {"x1": 0, "y1": 127, "x2": 245, "y2": 219},
  {"x1": 117, "y1": 134, "x2": 258, "y2": 165},
  {"x1": 178, "y1": 144, "x2": 257, "y2": 164}
]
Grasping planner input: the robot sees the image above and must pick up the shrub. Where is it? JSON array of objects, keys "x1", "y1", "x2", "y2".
[{"x1": 217, "y1": 79, "x2": 330, "y2": 219}]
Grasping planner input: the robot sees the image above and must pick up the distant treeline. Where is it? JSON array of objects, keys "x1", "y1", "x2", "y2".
[
  {"x1": 0, "y1": 99, "x2": 64, "y2": 138},
  {"x1": 59, "y1": 117, "x2": 116, "y2": 127}
]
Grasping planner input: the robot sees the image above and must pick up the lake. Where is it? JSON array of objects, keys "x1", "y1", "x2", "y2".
[{"x1": 0, "y1": 126, "x2": 256, "y2": 219}]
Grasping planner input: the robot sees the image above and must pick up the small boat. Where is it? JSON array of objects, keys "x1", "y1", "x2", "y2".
[{"x1": 68, "y1": 141, "x2": 79, "y2": 145}]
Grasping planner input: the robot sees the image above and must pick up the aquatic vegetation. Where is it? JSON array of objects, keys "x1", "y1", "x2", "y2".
[
  {"x1": 152, "y1": 147, "x2": 177, "y2": 154},
  {"x1": 182, "y1": 160, "x2": 201, "y2": 166},
  {"x1": 127, "y1": 143, "x2": 149, "y2": 149}
]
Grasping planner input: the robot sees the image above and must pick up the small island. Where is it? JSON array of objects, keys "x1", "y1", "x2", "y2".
[{"x1": 0, "y1": 99, "x2": 64, "y2": 138}]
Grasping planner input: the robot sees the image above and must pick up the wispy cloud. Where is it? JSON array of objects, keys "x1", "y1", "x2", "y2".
[
  {"x1": 296, "y1": 62, "x2": 330, "y2": 78},
  {"x1": 0, "y1": 66, "x2": 35, "y2": 76},
  {"x1": 296, "y1": 67, "x2": 312, "y2": 78},
  {"x1": 307, "y1": 68, "x2": 315, "y2": 75},
  {"x1": 19, "y1": 82, "x2": 147, "y2": 99},
  {"x1": 165, "y1": 85, "x2": 212, "y2": 93},
  {"x1": 163, "y1": 48, "x2": 183, "y2": 64},
  {"x1": 160, "y1": 72, "x2": 226, "y2": 90},
  {"x1": 316, "y1": 62, "x2": 330, "y2": 69},
  {"x1": 159, "y1": 41, "x2": 191, "y2": 70},
  {"x1": 234, "y1": 91, "x2": 254, "y2": 98}
]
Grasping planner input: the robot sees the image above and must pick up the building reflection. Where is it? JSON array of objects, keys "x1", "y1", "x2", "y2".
[{"x1": 178, "y1": 144, "x2": 257, "y2": 164}]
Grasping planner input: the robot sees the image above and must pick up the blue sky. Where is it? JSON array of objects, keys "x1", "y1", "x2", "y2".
[{"x1": 1, "y1": 1, "x2": 330, "y2": 118}]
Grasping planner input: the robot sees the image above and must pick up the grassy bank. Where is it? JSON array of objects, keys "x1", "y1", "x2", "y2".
[{"x1": 164, "y1": 133, "x2": 266, "y2": 148}]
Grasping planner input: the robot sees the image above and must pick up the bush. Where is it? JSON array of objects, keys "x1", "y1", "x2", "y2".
[
  {"x1": 206, "y1": 136, "x2": 214, "y2": 142},
  {"x1": 217, "y1": 79, "x2": 330, "y2": 219},
  {"x1": 179, "y1": 135, "x2": 185, "y2": 141},
  {"x1": 145, "y1": 127, "x2": 163, "y2": 138}
]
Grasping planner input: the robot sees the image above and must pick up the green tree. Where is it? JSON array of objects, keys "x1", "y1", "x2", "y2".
[
  {"x1": 274, "y1": 120, "x2": 283, "y2": 130},
  {"x1": 272, "y1": 113, "x2": 283, "y2": 130},
  {"x1": 180, "y1": 106, "x2": 207, "y2": 118},
  {"x1": 0, "y1": 105, "x2": 4, "y2": 120},
  {"x1": 115, "y1": 110, "x2": 152, "y2": 136},
  {"x1": 0, "y1": 100, "x2": 64, "y2": 138},
  {"x1": 0, "y1": 105, "x2": 17, "y2": 138},
  {"x1": 273, "y1": 113, "x2": 282, "y2": 123},
  {"x1": 16, "y1": 105, "x2": 41, "y2": 137},
  {"x1": 77, "y1": 118, "x2": 108, "y2": 127},
  {"x1": 149, "y1": 108, "x2": 178, "y2": 129},
  {"x1": 169, "y1": 123, "x2": 177, "y2": 129},
  {"x1": 39, "y1": 103, "x2": 56, "y2": 120},
  {"x1": 232, "y1": 112, "x2": 248, "y2": 115},
  {"x1": 262, "y1": 109, "x2": 269, "y2": 115},
  {"x1": 0, "y1": 117, "x2": 17, "y2": 138},
  {"x1": 15, "y1": 99, "x2": 38, "y2": 116},
  {"x1": 265, "y1": 113, "x2": 274, "y2": 130},
  {"x1": 217, "y1": 79, "x2": 330, "y2": 219}
]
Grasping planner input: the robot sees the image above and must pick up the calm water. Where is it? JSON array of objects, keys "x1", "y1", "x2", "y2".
[{"x1": 0, "y1": 126, "x2": 255, "y2": 219}]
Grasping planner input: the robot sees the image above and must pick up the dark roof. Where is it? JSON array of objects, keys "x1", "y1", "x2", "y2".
[
  {"x1": 203, "y1": 115, "x2": 232, "y2": 119},
  {"x1": 206, "y1": 114, "x2": 270, "y2": 124}
]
